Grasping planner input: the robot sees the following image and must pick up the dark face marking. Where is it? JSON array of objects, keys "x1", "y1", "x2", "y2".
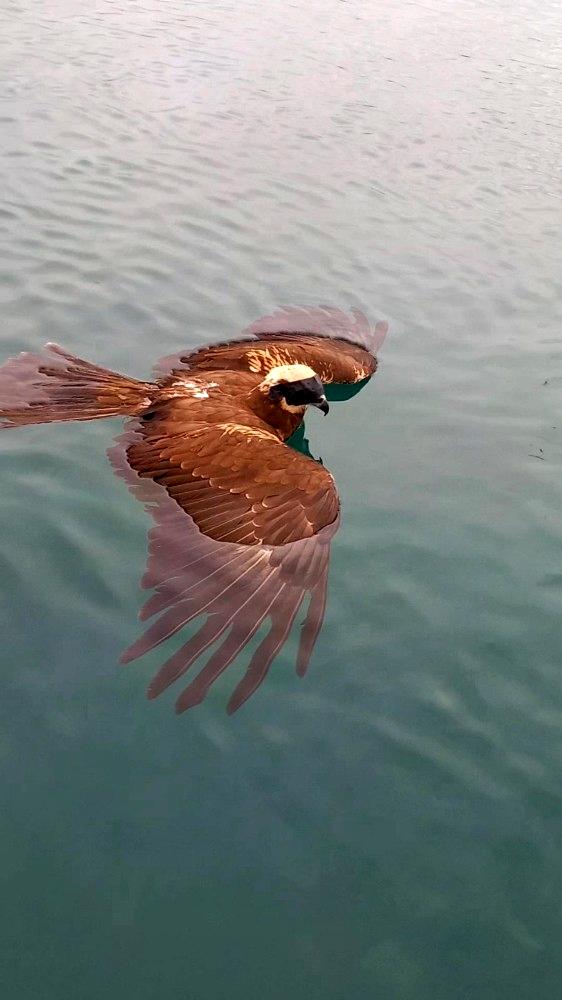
[{"x1": 270, "y1": 376, "x2": 329, "y2": 414}]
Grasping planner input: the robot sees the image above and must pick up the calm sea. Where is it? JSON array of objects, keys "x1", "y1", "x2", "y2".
[{"x1": 2, "y1": 1, "x2": 562, "y2": 997}]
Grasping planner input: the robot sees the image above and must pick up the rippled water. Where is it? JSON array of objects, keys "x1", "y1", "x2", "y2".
[{"x1": 2, "y1": 1, "x2": 562, "y2": 997}]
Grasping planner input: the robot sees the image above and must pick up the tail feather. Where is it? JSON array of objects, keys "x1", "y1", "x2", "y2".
[{"x1": 0, "y1": 343, "x2": 154, "y2": 428}]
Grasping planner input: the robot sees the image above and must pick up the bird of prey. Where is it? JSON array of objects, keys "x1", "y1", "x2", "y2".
[{"x1": 0, "y1": 307, "x2": 387, "y2": 714}]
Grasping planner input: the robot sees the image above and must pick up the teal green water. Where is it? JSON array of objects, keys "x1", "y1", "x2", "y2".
[{"x1": 2, "y1": 2, "x2": 562, "y2": 997}]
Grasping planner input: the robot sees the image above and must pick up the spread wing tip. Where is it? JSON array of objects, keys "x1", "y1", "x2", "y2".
[
  {"x1": 153, "y1": 305, "x2": 388, "y2": 378},
  {"x1": 243, "y1": 305, "x2": 389, "y2": 354}
]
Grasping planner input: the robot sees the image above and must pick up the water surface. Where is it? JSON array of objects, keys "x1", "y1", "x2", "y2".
[{"x1": 2, "y1": 1, "x2": 562, "y2": 998}]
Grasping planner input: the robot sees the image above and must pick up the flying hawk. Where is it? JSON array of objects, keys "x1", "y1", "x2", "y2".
[{"x1": 0, "y1": 307, "x2": 387, "y2": 714}]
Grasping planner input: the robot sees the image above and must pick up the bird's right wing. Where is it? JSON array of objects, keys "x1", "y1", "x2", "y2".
[
  {"x1": 122, "y1": 396, "x2": 340, "y2": 546},
  {"x1": 109, "y1": 420, "x2": 339, "y2": 715}
]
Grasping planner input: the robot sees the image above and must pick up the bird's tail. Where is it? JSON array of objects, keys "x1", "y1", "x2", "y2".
[{"x1": 0, "y1": 343, "x2": 154, "y2": 429}]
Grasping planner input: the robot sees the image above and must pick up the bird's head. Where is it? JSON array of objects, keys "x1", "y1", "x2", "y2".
[{"x1": 259, "y1": 364, "x2": 329, "y2": 415}]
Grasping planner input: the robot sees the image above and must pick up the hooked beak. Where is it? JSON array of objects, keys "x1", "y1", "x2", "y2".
[{"x1": 315, "y1": 396, "x2": 329, "y2": 416}]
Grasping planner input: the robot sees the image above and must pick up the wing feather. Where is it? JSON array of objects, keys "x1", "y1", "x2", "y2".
[
  {"x1": 154, "y1": 305, "x2": 388, "y2": 384},
  {"x1": 125, "y1": 400, "x2": 339, "y2": 547},
  {"x1": 108, "y1": 414, "x2": 339, "y2": 713}
]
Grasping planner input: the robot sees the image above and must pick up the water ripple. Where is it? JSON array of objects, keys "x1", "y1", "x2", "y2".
[{"x1": 3, "y1": 0, "x2": 562, "y2": 994}]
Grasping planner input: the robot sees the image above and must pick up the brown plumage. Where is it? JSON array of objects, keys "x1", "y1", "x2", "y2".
[
  {"x1": 126, "y1": 369, "x2": 339, "y2": 547},
  {"x1": 155, "y1": 305, "x2": 387, "y2": 383},
  {"x1": 0, "y1": 306, "x2": 387, "y2": 714}
]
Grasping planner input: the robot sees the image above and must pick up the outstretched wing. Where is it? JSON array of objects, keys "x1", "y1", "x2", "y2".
[
  {"x1": 154, "y1": 306, "x2": 388, "y2": 384},
  {"x1": 123, "y1": 396, "x2": 339, "y2": 546},
  {"x1": 109, "y1": 417, "x2": 339, "y2": 714}
]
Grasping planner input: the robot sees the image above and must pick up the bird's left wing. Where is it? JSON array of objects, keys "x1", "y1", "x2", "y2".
[
  {"x1": 154, "y1": 306, "x2": 388, "y2": 385},
  {"x1": 108, "y1": 404, "x2": 340, "y2": 714}
]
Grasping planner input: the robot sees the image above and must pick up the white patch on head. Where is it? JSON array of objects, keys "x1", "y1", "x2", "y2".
[{"x1": 261, "y1": 363, "x2": 317, "y2": 386}]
